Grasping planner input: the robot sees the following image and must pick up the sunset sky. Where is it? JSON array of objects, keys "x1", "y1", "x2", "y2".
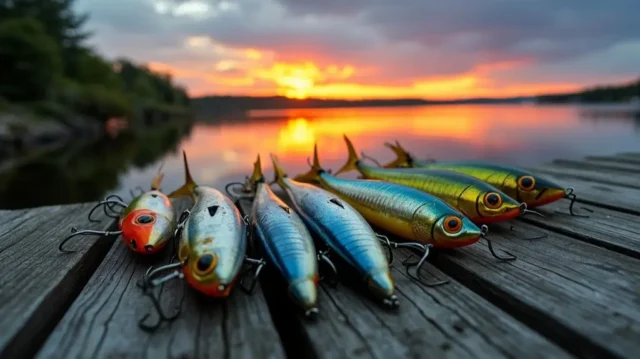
[{"x1": 76, "y1": 0, "x2": 640, "y2": 100}]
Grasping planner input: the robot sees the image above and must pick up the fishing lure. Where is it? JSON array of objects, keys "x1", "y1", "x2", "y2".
[
  {"x1": 295, "y1": 144, "x2": 515, "y2": 285},
  {"x1": 384, "y1": 141, "x2": 588, "y2": 216},
  {"x1": 271, "y1": 153, "x2": 398, "y2": 307},
  {"x1": 245, "y1": 155, "x2": 321, "y2": 317},
  {"x1": 336, "y1": 135, "x2": 530, "y2": 225},
  {"x1": 137, "y1": 151, "x2": 260, "y2": 331},
  {"x1": 59, "y1": 167, "x2": 175, "y2": 255}
]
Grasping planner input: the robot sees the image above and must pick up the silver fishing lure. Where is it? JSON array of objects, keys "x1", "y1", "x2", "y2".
[
  {"x1": 270, "y1": 154, "x2": 398, "y2": 307},
  {"x1": 248, "y1": 155, "x2": 320, "y2": 317},
  {"x1": 137, "y1": 151, "x2": 260, "y2": 332}
]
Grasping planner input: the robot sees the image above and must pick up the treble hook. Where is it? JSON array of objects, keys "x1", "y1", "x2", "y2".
[
  {"x1": 87, "y1": 199, "x2": 127, "y2": 223},
  {"x1": 317, "y1": 249, "x2": 339, "y2": 288},
  {"x1": 375, "y1": 233, "x2": 394, "y2": 265},
  {"x1": 377, "y1": 238, "x2": 449, "y2": 287},
  {"x1": 519, "y1": 202, "x2": 545, "y2": 218},
  {"x1": 239, "y1": 257, "x2": 267, "y2": 294},
  {"x1": 512, "y1": 203, "x2": 548, "y2": 240},
  {"x1": 102, "y1": 195, "x2": 127, "y2": 218},
  {"x1": 481, "y1": 225, "x2": 517, "y2": 261},
  {"x1": 361, "y1": 151, "x2": 382, "y2": 167},
  {"x1": 137, "y1": 262, "x2": 185, "y2": 332},
  {"x1": 225, "y1": 180, "x2": 255, "y2": 201},
  {"x1": 59, "y1": 227, "x2": 123, "y2": 253},
  {"x1": 554, "y1": 187, "x2": 593, "y2": 218},
  {"x1": 173, "y1": 209, "x2": 191, "y2": 239}
]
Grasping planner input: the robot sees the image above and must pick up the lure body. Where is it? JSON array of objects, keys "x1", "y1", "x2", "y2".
[
  {"x1": 355, "y1": 166, "x2": 521, "y2": 224},
  {"x1": 273, "y1": 156, "x2": 395, "y2": 303},
  {"x1": 118, "y1": 191, "x2": 175, "y2": 255},
  {"x1": 176, "y1": 187, "x2": 247, "y2": 297},
  {"x1": 252, "y1": 181, "x2": 319, "y2": 314},
  {"x1": 336, "y1": 136, "x2": 522, "y2": 224},
  {"x1": 384, "y1": 143, "x2": 567, "y2": 208},
  {"x1": 295, "y1": 146, "x2": 482, "y2": 248},
  {"x1": 404, "y1": 161, "x2": 564, "y2": 208}
]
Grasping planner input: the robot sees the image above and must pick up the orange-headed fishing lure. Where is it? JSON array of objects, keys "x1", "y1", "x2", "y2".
[
  {"x1": 59, "y1": 168, "x2": 176, "y2": 255},
  {"x1": 384, "y1": 141, "x2": 587, "y2": 216},
  {"x1": 136, "y1": 151, "x2": 262, "y2": 332}
]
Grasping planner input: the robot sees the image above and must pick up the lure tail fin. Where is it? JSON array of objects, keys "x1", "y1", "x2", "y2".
[
  {"x1": 150, "y1": 162, "x2": 165, "y2": 190},
  {"x1": 293, "y1": 144, "x2": 323, "y2": 183},
  {"x1": 383, "y1": 140, "x2": 411, "y2": 168},
  {"x1": 168, "y1": 151, "x2": 197, "y2": 199},
  {"x1": 270, "y1": 154, "x2": 287, "y2": 185},
  {"x1": 335, "y1": 134, "x2": 360, "y2": 176},
  {"x1": 248, "y1": 154, "x2": 264, "y2": 186}
]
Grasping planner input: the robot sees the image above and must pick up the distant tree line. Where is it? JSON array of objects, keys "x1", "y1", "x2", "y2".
[
  {"x1": 191, "y1": 95, "x2": 430, "y2": 116},
  {"x1": 0, "y1": 0, "x2": 190, "y2": 124},
  {"x1": 537, "y1": 78, "x2": 640, "y2": 104}
]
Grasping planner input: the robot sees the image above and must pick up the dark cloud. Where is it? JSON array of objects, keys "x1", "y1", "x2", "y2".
[
  {"x1": 275, "y1": 0, "x2": 640, "y2": 63},
  {"x1": 76, "y1": 0, "x2": 640, "y2": 93}
]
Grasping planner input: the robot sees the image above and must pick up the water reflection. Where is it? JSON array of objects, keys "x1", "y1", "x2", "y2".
[
  {"x1": 1, "y1": 104, "x2": 640, "y2": 209},
  {"x1": 0, "y1": 120, "x2": 194, "y2": 209}
]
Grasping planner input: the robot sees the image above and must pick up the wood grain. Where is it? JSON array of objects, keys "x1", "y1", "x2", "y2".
[
  {"x1": 236, "y1": 198, "x2": 571, "y2": 359},
  {"x1": 528, "y1": 164, "x2": 640, "y2": 190},
  {"x1": 552, "y1": 159, "x2": 640, "y2": 174},
  {"x1": 586, "y1": 155, "x2": 640, "y2": 166},
  {"x1": 521, "y1": 198, "x2": 640, "y2": 259},
  {"x1": 0, "y1": 203, "x2": 117, "y2": 359},
  {"x1": 36, "y1": 198, "x2": 285, "y2": 359},
  {"x1": 431, "y1": 221, "x2": 640, "y2": 359},
  {"x1": 531, "y1": 172, "x2": 640, "y2": 215}
]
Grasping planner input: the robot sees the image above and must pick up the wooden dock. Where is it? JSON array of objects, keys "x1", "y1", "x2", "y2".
[{"x1": 2, "y1": 152, "x2": 640, "y2": 359}]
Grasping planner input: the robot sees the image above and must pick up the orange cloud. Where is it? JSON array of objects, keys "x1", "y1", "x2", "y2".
[{"x1": 144, "y1": 37, "x2": 582, "y2": 100}]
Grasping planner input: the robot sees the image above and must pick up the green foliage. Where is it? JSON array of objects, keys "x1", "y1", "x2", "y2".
[
  {"x1": 0, "y1": 17, "x2": 62, "y2": 102},
  {"x1": 537, "y1": 78, "x2": 640, "y2": 104},
  {"x1": 0, "y1": 0, "x2": 191, "y2": 126}
]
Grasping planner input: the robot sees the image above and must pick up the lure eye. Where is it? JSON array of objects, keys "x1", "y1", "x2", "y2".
[
  {"x1": 443, "y1": 216, "x2": 463, "y2": 234},
  {"x1": 483, "y1": 192, "x2": 503, "y2": 209},
  {"x1": 194, "y1": 252, "x2": 217, "y2": 276},
  {"x1": 517, "y1": 176, "x2": 536, "y2": 191},
  {"x1": 135, "y1": 214, "x2": 155, "y2": 225}
]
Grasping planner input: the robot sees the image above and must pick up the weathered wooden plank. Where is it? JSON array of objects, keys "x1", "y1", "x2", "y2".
[
  {"x1": 236, "y1": 199, "x2": 571, "y2": 359},
  {"x1": 36, "y1": 199, "x2": 285, "y2": 359},
  {"x1": 616, "y1": 152, "x2": 640, "y2": 158},
  {"x1": 532, "y1": 173, "x2": 640, "y2": 215},
  {"x1": 0, "y1": 203, "x2": 117, "y2": 359},
  {"x1": 521, "y1": 198, "x2": 640, "y2": 259},
  {"x1": 528, "y1": 164, "x2": 640, "y2": 190},
  {"x1": 552, "y1": 159, "x2": 640, "y2": 174},
  {"x1": 432, "y1": 221, "x2": 640, "y2": 359},
  {"x1": 586, "y1": 155, "x2": 640, "y2": 166}
]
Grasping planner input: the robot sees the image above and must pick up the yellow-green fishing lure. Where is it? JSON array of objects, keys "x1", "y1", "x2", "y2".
[
  {"x1": 335, "y1": 135, "x2": 524, "y2": 225},
  {"x1": 384, "y1": 141, "x2": 571, "y2": 209}
]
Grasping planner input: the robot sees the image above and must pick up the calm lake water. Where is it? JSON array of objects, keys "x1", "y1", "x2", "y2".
[{"x1": 1, "y1": 104, "x2": 640, "y2": 209}]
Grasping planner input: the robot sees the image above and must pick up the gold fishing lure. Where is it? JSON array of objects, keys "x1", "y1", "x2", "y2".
[{"x1": 335, "y1": 135, "x2": 525, "y2": 225}]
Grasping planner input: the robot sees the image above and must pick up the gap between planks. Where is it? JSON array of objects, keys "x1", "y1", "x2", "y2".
[
  {"x1": 36, "y1": 198, "x2": 286, "y2": 359},
  {"x1": 430, "y1": 220, "x2": 640, "y2": 359},
  {"x1": 0, "y1": 203, "x2": 118, "y2": 359},
  {"x1": 236, "y1": 198, "x2": 572, "y2": 359}
]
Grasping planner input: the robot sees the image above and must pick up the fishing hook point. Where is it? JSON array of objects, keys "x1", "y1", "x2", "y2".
[
  {"x1": 317, "y1": 251, "x2": 339, "y2": 288},
  {"x1": 403, "y1": 244, "x2": 449, "y2": 287},
  {"x1": 482, "y1": 233, "x2": 517, "y2": 261},
  {"x1": 240, "y1": 257, "x2": 267, "y2": 294},
  {"x1": 553, "y1": 187, "x2": 592, "y2": 218},
  {"x1": 58, "y1": 227, "x2": 123, "y2": 254},
  {"x1": 375, "y1": 233, "x2": 394, "y2": 265}
]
